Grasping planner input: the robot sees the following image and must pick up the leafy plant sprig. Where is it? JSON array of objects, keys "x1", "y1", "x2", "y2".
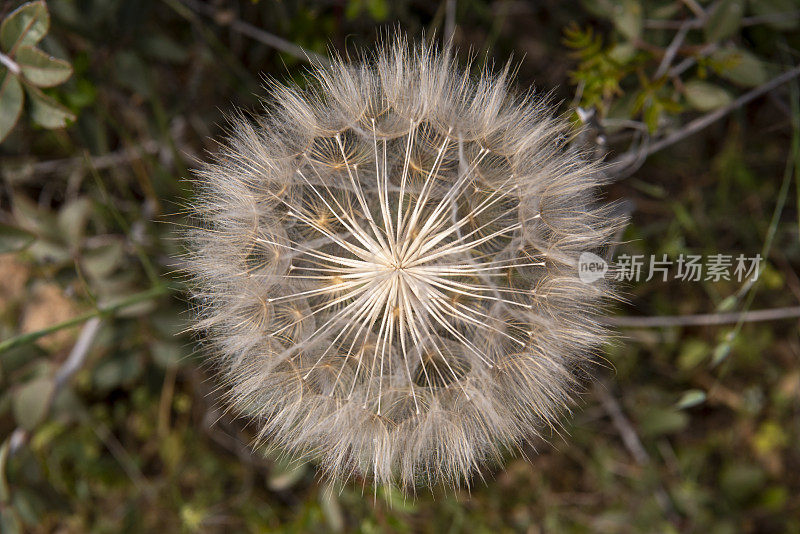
[
  {"x1": 565, "y1": 0, "x2": 795, "y2": 134},
  {"x1": 0, "y1": 0, "x2": 75, "y2": 143}
]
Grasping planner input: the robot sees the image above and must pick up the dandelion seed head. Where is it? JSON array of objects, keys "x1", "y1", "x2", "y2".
[{"x1": 186, "y1": 36, "x2": 624, "y2": 491}]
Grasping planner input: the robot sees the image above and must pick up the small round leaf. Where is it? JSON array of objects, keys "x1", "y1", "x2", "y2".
[
  {"x1": 749, "y1": 0, "x2": 799, "y2": 31},
  {"x1": 676, "y1": 389, "x2": 707, "y2": 409},
  {"x1": 711, "y1": 47, "x2": 768, "y2": 87},
  {"x1": 12, "y1": 377, "x2": 55, "y2": 431},
  {"x1": 0, "y1": 223, "x2": 35, "y2": 253},
  {"x1": 612, "y1": 0, "x2": 643, "y2": 41},
  {"x1": 16, "y1": 46, "x2": 72, "y2": 87},
  {"x1": 0, "y1": 67, "x2": 23, "y2": 142},
  {"x1": 0, "y1": 1, "x2": 49, "y2": 54},
  {"x1": 24, "y1": 84, "x2": 75, "y2": 129},
  {"x1": 684, "y1": 80, "x2": 733, "y2": 111},
  {"x1": 705, "y1": 0, "x2": 744, "y2": 42}
]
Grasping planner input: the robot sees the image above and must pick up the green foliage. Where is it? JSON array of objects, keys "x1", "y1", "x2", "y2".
[
  {"x1": 346, "y1": 0, "x2": 391, "y2": 21},
  {"x1": 683, "y1": 80, "x2": 733, "y2": 111},
  {"x1": 0, "y1": 223, "x2": 34, "y2": 253},
  {"x1": 11, "y1": 376, "x2": 54, "y2": 431},
  {"x1": 567, "y1": 0, "x2": 790, "y2": 133},
  {"x1": 709, "y1": 46, "x2": 768, "y2": 87},
  {"x1": 0, "y1": 0, "x2": 799, "y2": 531},
  {"x1": 564, "y1": 24, "x2": 638, "y2": 112},
  {"x1": 0, "y1": 1, "x2": 74, "y2": 143},
  {"x1": 704, "y1": 0, "x2": 745, "y2": 43}
]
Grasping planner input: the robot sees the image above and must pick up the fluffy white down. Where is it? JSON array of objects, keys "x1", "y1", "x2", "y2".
[{"x1": 186, "y1": 36, "x2": 623, "y2": 491}]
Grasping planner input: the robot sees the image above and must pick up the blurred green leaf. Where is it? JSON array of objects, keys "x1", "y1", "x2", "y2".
[
  {"x1": 24, "y1": 84, "x2": 75, "y2": 128},
  {"x1": 684, "y1": 80, "x2": 733, "y2": 111},
  {"x1": 580, "y1": 0, "x2": 616, "y2": 19},
  {"x1": 749, "y1": 0, "x2": 799, "y2": 31},
  {"x1": 716, "y1": 295, "x2": 738, "y2": 312},
  {"x1": 11, "y1": 196, "x2": 58, "y2": 240},
  {"x1": 268, "y1": 456, "x2": 308, "y2": 491},
  {"x1": 113, "y1": 51, "x2": 151, "y2": 97},
  {"x1": 650, "y1": 2, "x2": 681, "y2": 19},
  {"x1": 159, "y1": 432, "x2": 184, "y2": 472},
  {"x1": 63, "y1": 76, "x2": 96, "y2": 110},
  {"x1": 11, "y1": 488, "x2": 45, "y2": 526},
  {"x1": 139, "y1": 34, "x2": 189, "y2": 64},
  {"x1": 93, "y1": 352, "x2": 143, "y2": 390},
  {"x1": 12, "y1": 377, "x2": 55, "y2": 431},
  {"x1": 0, "y1": 68, "x2": 23, "y2": 142},
  {"x1": 345, "y1": 0, "x2": 391, "y2": 20},
  {"x1": 753, "y1": 421, "x2": 788, "y2": 455},
  {"x1": 760, "y1": 486, "x2": 789, "y2": 511},
  {"x1": 0, "y1": 508, "x2": 22, "y2": 534},
  {"x1": 0, "y1": 223, "x2": 35, "y2": 253},
  {"x1": 345, "y1": 0, "x2": 361, "y2": 21},
  {"x1": 705, "y1": 0, "x2": 744, "y2": 42},
  {"x1": 643, "y1": 99, "x2": 663, "y2": 132},
  {"x1": 320, "y1": 486, "x2": 344, "y2": 533},
  {"x1": 711, "y1": 47, "x2": 768, "y2": 87},
  {"x1": 612, "y1": 0, "x2": 642, "y2": 41},
  {"x1": 0, "y1": 1, "x2": 49, "y2": 53},
  {"x1": 711, "y1": 338, "x2": 733, "y2": 366},
  {"x1": 180, "y1": 505, "x2": 207, "y2": 531},
  {"x1": 608, "y1": 42, "x2": 637, "y2": 64},
  {"x1": 82, "y1": 242, "x2": 127, "y2": 279},
  {"x1": 57, "y1": 197, "x2": 92, "y2": 249},
  {"x1": 16, "y1": 46, "x2": 72, "y2": 87},
  {"x1": 720, "y1": 463, "x2": 766, "y2": 503},
  {"x1": 151, "y1": 341, "x2": 184, "y2": 369},
  {"x1": 675, "y1": 389, "x2": 707, "y2": 409},
  {"x1": 678, "y1": 339, "x2": 711, "y2": 371},
  {"x1": 639, "y1": 407, "x2": 689, "y2": 436},
  {"x1": 366, "y1": 0, "x2": 389, "y2": 21}
]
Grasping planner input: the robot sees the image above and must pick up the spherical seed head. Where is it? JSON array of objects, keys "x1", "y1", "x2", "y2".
[{"x1": 186, "y1": 36, "x2": 625, "y2": 491}]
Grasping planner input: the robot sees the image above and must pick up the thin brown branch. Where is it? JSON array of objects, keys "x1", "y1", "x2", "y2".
[
  {"x1": 594, "y1": 383, "x2": 678, "y2": 521},
  {"x1": 594, "y1": 384, "x2": 650, "y2": 465},
  {"x1": 668, "y1": 42, "x2": 717, "y2": 78},
  {"x1": 654, "y1": 22, "x2": 691, "y2": 79},
  {"x1": 605, "y1": 305, "x2": 800, "y2": 328},
  {"x1": 178, "y1": 0, "x2": 331, "y2": 68},
  {"x1": 680, "y1": 0, "x2": 706, "y2": 19},
  {"x1": 645, "y1": 10, "x2": 800, "y2": 29},
  {"x1": 1, "y1": 140, "x2": 178, "y2": 178}
]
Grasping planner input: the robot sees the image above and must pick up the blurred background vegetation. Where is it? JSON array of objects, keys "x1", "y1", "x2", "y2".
[{"x1": 1, "y1": 0, "x2": 799, "y2": 532}]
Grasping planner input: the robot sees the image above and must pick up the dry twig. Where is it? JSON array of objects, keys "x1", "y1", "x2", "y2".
[
  {"x1": 605, "y1": 305, "x2": 800, "y2": 328},
  {"x1": 594, "y1": 383, "x2": 678, "y2": 522},
  {"x1": 178, "y1": 0, "x2": 330, "y2": 67}
]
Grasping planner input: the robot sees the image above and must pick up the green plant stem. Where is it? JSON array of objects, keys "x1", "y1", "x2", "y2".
[
  {"x1": 0, "y1": 285, "x2": 169, "y2": 354},
  {"x1": 711, "y1": 74, "x2": 800, "y2": 370}
]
